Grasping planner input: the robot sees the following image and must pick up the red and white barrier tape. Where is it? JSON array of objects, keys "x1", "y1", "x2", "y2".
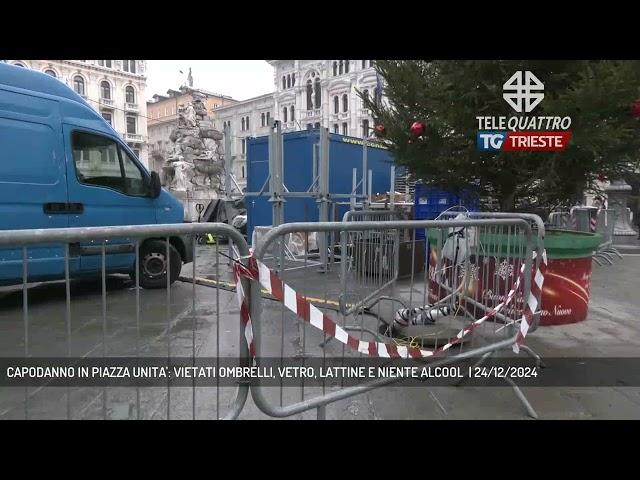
[{"x1": 233, "y1": 250, "x2": 547, "y2": 359}]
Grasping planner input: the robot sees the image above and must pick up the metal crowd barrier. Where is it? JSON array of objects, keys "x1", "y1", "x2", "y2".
[
  {"x1": 548, "y1": 211, "x2": 571, "y2": 229},
  {"x1": 339, "y1": 209, "x2": 405, "y2": 315},
  {"x1": 249, "y1": 216, "x2": 542, "y2": 419},
  {"x1": 0, "y1": 223, "x2": 251, "y2": 420},
  {"x1": 548, "y1": 208, "x2": 622, "y2": 266},
  {"x1": 436, "y1": 211, "x2": 546, "y2": 336},
  {"x1": 593, "y1": 209, "x2": 623, "y2": 265}
]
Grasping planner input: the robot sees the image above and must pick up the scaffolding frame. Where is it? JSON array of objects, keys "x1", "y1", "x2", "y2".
[{"x1": 241, "y1": 120, "x2": 398, "y2": 272}]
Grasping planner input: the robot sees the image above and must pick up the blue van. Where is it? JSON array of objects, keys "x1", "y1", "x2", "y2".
[{"x1": 0, "y1": 63, "x2": 192, "y2": 288}]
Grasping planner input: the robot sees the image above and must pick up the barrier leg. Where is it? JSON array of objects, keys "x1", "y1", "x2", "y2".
[
  {"x1": 503, "y1": 376, "x2": 538, "y2": 419},
  {"x1": 317, "y1": 405, "x2": 326, "y2": 420},
  {"x1": 518, "y1": 344, "x2": 545, "y2": 369},
  {"x1": 454, "y1": 351, "x2": 493, "y2": 386}
]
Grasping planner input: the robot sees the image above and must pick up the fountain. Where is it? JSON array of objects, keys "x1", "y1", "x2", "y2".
[{"x1": 162, "y1": 90, "x2": 225, "y2": 222}]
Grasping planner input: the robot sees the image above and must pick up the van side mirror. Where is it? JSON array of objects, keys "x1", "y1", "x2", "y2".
[{"x1": 149, "y1": 171, "x2": 162, "y2": 199}]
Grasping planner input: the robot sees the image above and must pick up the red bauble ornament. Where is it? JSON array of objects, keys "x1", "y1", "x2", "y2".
[
  {"x1": 632, "y1": 100, "x2": 640, "y2": 118},
  {"x1": 374, "y1": 123, "x2": 386, "y2": 137},
  {"x1": 409, "y1": 121, "x2": 426, "y2": 138}
]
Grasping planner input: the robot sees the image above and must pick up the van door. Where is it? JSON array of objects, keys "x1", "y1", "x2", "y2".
[
  {"x1": 0, "y1": 88, "x2": 74, "y2": 284},
  {"x1": 63, "y1": 127, "x2": 157, "y2": 274}
]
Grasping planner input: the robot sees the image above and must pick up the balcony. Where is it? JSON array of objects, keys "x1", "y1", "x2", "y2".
[
  {"x1": 123, "y1": 132, "x2": 143, "y2": 142},
  {"x1": 100, "y1": 98, "x2": 114, "y2": 108},
  {"x1": 304, "y1": 109, "x2": 321, "y2": 118},
  {"x1": 124, "y1": 102, "x2": 139, "y2": 112}
]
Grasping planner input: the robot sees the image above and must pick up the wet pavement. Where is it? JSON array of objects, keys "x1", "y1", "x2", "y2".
[{"x1": 1, "y1": 245, "x2": 639, "y2": 420}]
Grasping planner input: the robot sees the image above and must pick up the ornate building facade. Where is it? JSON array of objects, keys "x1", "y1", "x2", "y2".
[
  {"x1": 5, "y1": 60, "x2": 149, "y2": 167},
  {"x1": 212, "y1": 60, "x2": 380, "y2": 192}
]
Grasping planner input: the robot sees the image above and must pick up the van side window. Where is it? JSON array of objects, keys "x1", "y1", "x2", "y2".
[
  {"x1": 119, "y1": 146, "x2": 146, "y2": 196},
  {"x1": 72, "y1": 131, "x2": 146, "y2": 196}
]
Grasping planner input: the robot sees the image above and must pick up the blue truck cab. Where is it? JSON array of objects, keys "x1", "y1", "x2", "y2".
[{"x1": 0, "y1": 63, "x2": 192, "y2": 288}]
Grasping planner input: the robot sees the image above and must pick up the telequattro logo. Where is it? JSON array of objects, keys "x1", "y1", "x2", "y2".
[
  {"x1": 477, "y1": 131, "x2": 572, "y2": 152},
  {"x1": 502, "y1": 71, "x2": 544, "y2": 113},
  {"x1": 477, "y1": 71, "x2": 572, "y2": 152}
]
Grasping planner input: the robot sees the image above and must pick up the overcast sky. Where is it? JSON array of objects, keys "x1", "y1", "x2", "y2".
[{"x1": 145, "y1": 60, "x2": 275, "y2": 102}]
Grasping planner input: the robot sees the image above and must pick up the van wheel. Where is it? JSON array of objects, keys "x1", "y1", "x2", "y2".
[{"x1": 134, "y1": 240, "x2": 181, "y2": 289}]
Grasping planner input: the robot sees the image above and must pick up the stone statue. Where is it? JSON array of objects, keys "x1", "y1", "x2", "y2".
[
  {"x1": 172, "y1": 161, "x2": 192, "y2": 191},
  {"x1": 183, "y1": 104, "x2": 197, "y2": 128}
]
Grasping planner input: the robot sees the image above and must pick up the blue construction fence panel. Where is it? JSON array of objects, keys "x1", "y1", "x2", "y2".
[
  {"x1": 246, "y1": 130, "x2": 394, "y2": 241},
  {"x1": 414, "y1": 183, "x2": 480, "y2": 240}
]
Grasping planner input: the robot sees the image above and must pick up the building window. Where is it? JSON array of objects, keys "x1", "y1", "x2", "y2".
[
  {"x1": 100, "y1": 81, "x2": 111, "y2": 100},
  {"x1": 266, "y1": 112, "x2": 270, "y2": 125},
  {"x1": 306, "y1": 80, "x2": 313, "y2": 110},
  {"x1": 241, "y1": 117, "x2": 245, "y2": 131},
  {"x1": 342, "y1": 94, "x2": 348, "y2": 112},
  {"x1": 73, "y1": 76, "x2": 85, "y2": 96},
  {"x1": 290, "y1": 105, "x2": 295, "y2": 122},
  {"x1": 133, "y1": 149, "x2": 140, "y2": 159},
  {"x1": 307, "y1": 123, "x2": 313, "y2": 130},
  {"x1": 246, "y1": 116, "x2": 249, "y2": 130},
  {"x1": 44, "y1": 69, "x2": 57, "y2": 78},
  {"x1": 282, "y1": 76, "x2": 286, "y2": 90},
  {"x1": 314, "y1": 78, "x2": 321, "y2": 109},
  {"x1": 287, "y1": 74, "x2": 291, "y2": 89},
  {"x1": 342, "y1": 122, "x2": 348, "y2": 136},
  {"x1": 122, "y1": 60, "x2": 136, "y2": 73},
  {"x1": 283, "y1": 107, "x2": 287, "y2": 123},
  {"x1": 125, "y1": 86, "x2": 135, "y2": 104},
  {"x1": 339, "y1": 60, "x2": 344, "y2": 75},
  {"x1": 314, "y1": 122, "x2": 320, "y2": 129},
  {"x1": 242, "y1": 166, "x2": 245, "y2": 178},
  {"x1": 345, "y1": 60, "x2": 349, "y2": 73},
  {"x1": 334, "y1": 96, "x2": 339, "y2": 114},
  {"x1": 97, "y1": 60, "x2": 104, "y2": 66},
  {"x1": 333, "y1": 124, "x2": 339, "y2": 134},
  {"x1": 241, "y1": 139, "x2": 246, "y2": 155},
  {"x1": 261, "y1": 113, "x2": 265, "y2": 127},
  {"x1": 362, "y1": 119, "x2": 369, "y2": 138},
  {"x1": 105, "y1": 60, "x2": 112, "y2": 68},
  {"x1": 333, "y1": 61, "x2": 337, "y2": 76},
  {"x1": 362, "y1": 89, "x2": 369, "y2": 107},
  {"x1": 291, "y1": 74, "x2": 295, "y2": 86},
  {"x1": 101, "y1": 111, "x2": 112, "y2": 126},
  {"x1": 126, "y1": 116, "x2": 137, "y2": 134},
  {"x1": 362, "y1": 60, "x2": 366, "y2": 69}
]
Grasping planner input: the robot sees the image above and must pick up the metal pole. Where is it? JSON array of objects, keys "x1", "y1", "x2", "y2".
[
  {"x1": 390, "y1": 165, "x2": 395, "y2": 209},
  {"x1": 351, "y1": 168, "x2": 357, "y2": 211},
  {"x1": 362, "y1": 138, "x2": 368, "y2": 208},
  {"x1": 318, "y1": 127, "x2": 330, "y2": 272},
  {"x1": 224, "y1": 123, "x2": 232, "y2": 199},
  {"x1": 368, "y1": 169, "x2": 373, "y2": 204},
  {"x1": 268, "y1": 120, "x2": 285, "y2": 228}
]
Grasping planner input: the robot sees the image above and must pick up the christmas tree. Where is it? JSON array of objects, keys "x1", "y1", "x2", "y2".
[{"x1": 363, "y1": 61, "x2": 640, "y2": 211}]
